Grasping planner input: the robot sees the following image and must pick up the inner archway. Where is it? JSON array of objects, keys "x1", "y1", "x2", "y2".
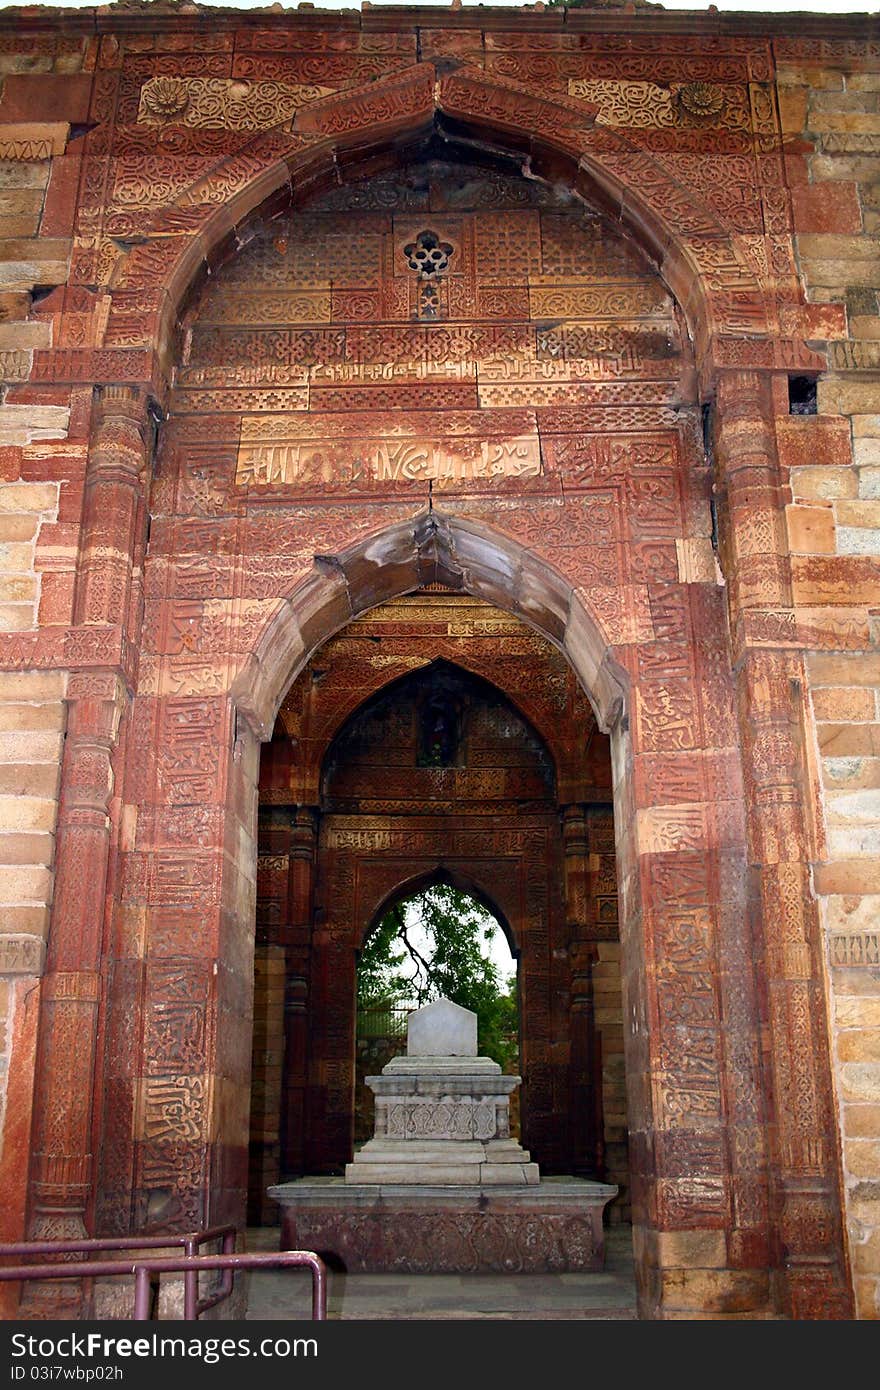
[
  {"x1": 355, "y1": 879, "x2": 519, "y2": 1147},
  {"x1": 248, "y1": 592, "x2": 626, "y2": 1227}
]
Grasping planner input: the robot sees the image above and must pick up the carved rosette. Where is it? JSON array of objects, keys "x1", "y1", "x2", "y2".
[{"x1": 675, "y1": 82, "x2": 725, "y2": 121}]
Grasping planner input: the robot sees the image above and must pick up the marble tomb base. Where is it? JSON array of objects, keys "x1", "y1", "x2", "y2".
[{"x1": 268, "y1": 1176, "x2": 619, "y2": 1273}]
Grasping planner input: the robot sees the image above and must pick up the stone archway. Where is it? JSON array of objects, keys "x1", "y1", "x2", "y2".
[
  {"x1": 250, "y1": 631, "x2": 618, "y2": 1203},
  {"x1": 25, "y1": 81, "x2": 852, "y2": 1319}
]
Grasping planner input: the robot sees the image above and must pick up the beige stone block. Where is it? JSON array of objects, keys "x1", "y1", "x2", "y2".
[
  {"x1": 811, "y1": 155, "x2": 880, "y2": 182},
  {"x1": 806, "y1": 260, "x2": 880, "y2": 290},
  {"x1": 778, "y1": 65, "x2": 844, "y2": 88},
  {"x1": 0, "y1": 862, "x2": 52, "y2": 901},
  {"x1": 0, "y1": 702, "x2": 64, "y2": 732},
  {"x1": 849, "y1": 317, "x2": 880, "y2": 340},
  {"x1": 827, "y1": 824, "x2": 880, "y2": 857},
  {"x1": 824, "y1": 893, "x2": 880, "y2": 934},
  {"x1": 0, "y1": 764, "x2": 59, "y2": 797},
  {"x1": 808, "y1": 653, "x2": 880, "y2": 686},
  {"x1": 0, "y1": 124, "x2": 68, "y2": 156},
  {"x1": 860, "y1": 467, "x2": 880, "y2": 498},
  {"x1": 812, "y1": 112, "x2": 880, "y2": 133},
  {"x1": 842, "y1": 1102, "x2": 880, "y2": 1137},
  {"x1": 836, "y1": 997, "x2": 880, "y2": 1029},
  {"x1": 0, "y1": 574, "x2": 36, "y2": 603},
  {"x1": 836, "y1": 499, "x2": 880, "y2": 526},
  {"x1": 0, "y1": 542, "x2": 36, "y2": 571},
  {"x1": 791, "y1": 467, "x2": 858, "y2": 501},
  {"x1": 838, "y1": 1034, "x2": 880, "y2": 1064},
  {"x1": 658, "y1": 1268, "x2": 769, "y2": 1314},
  {"x1": 799, "y1": 234, "x2": 880, "y2": 259},
  {"x1": 820, "y1": 380, "x2": 880, "y2": 415},
  {"x1": 813, "y1": 687, "x2": 875, "y2": 721},
  {"x1": 786, "y1": 504, "x2": 836, "y2": 553},
  {"x1": 840, "y1": 1063, "x2": 880, "y2": 1101},
  {"x1": 819, "y1": 860, "x2": 880, "y2": 896},
  {"x1": 852, "y1": 415, "x2": 880, "y2": 437},
  {"x1": 653, "y1": 1230, "x2": 728, "y2": 1268},
  {"x1": 849, "y1": 74, "x2": 880, "y2": 92},
  {"x1": 0, "y1": 603, "x2": 36, "y2": 630},
  {"x1": 0, "y1": 905, "x2": 49, "y2": 939},
  {"x1": 0, "y1": 514, "x2": 38, "y2": 542},
  {"x1": 837, "y1": 525, "x2": 880, "y2": 554},
  {"x1": 822, "y1": 755, "x2": 880, "y2": 790},
  {"x1": 854, "y1": 1276, "x2": 879, "y2": 1319},
  {"x1": 0, "y1": 729, "x2": 63, "y2": 762},
  {"x1": 844, "y1": 1137, "x2": 880, "y2": 1175},
  {"x1": 0, "y1": 322, "x2": 49, "y2": 350},
  {"x1": 0, "y1": 163, "x2": 51, "y2": 189},
  {"x1": 0, "y1": 794, "x2": 57, "y2": 832},
  {"x1": 851, "y1": 1241, "x2": 880, "y2": 1276},
  {"x1": 0, "y1": 830, "x2": 54, "y2": 865},
  {"x1": 0, "y1": 671, "x2": 64, "y2": 701},
  {"x1": 0, "y1": 482, "x2": 58, "y2": 513},
  {"x1": 850, "y1": 442, "x2": 878, "y2": 469}
]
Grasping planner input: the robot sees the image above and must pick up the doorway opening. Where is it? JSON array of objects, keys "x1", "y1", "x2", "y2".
[
  {"x1": 355, "y1": 880, "x2": 519, "y2": 1146},
  {"x1": 247, "y1": 590, "x2": 628, "y2": 1228}
]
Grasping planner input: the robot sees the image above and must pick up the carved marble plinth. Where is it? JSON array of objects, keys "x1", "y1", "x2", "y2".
[
  {"x1": 346, "y1": 997, "x2": 539, "y2": 1185},
  {"x1": 268, "y1": 1177, "x2": 619, "y2": 1273}
]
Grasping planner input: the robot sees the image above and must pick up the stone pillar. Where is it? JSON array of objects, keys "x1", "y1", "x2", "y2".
[
  {"x1": 280, "y1": 806, "x2": 317, "y2": 1179},
  {"x1": 713, "y1": 368, "x2": 853, "y2": 1318},
  {"x1": 561, "y1": 803, "x2": 603, "y2": 1177},
  {"x1": 27, "y1": 386, "x2": 152, "y2": 1246}
]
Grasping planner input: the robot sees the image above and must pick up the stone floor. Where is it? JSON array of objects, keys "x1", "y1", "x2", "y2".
[{"x1": 242, "y1": 1224, "x2": 638, "y2": 1320}]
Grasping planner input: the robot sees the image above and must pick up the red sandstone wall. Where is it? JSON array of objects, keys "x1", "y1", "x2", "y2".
[{"x1": 0, "y1": 5, "x2": 876, "y2": 1319}]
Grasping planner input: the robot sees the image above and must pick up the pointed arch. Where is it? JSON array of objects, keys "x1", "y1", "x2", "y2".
[
  {"x1": 230, "y1": 508, "x2": 627, "y2": 742},
  {"x1": 107, "y1": 61, "x2": 755, "y2": 365}
]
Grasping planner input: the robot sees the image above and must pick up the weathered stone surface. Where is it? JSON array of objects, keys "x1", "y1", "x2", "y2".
[
  {"x1": 0, "y1": 1, "x2": 874, "y2": 1325},
  {"x1": 407, "y1": 997, "x2": 477, "y2": 1058}
]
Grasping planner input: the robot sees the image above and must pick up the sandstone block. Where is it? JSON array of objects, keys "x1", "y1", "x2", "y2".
[
  {"x1": 0, "y1": 575, "x2": 35, "y2": 602},
  {"x1": 841, "y1": 1063, "x2": 880, "y2": 1102},
  {"x1": 836, "y1": 499, "x2": 880, "y2": 526},
  {"x1": 0, "y1": 482, "x2": 57, "y2": 513},
  {"x1": 0, "y1": 323, "x2": 50, "y2": 351},
  {"x1": 816, "y1": 860, "x2": 880, "y2": 894},
  {"x1": 0, "y1": 514, "x2": 38, "y2": 542},
  {"x1": 836, "y1": 997, "x2": 880, "y2": 1029},
  {"x1": 792, "y1": 182, "x2": 862, "y2": 233},
  {"x1": 0, "y1": 862, "x2": 52, "y2": 901},
  {"x1": 0, "y1": 794, "x2": 57, "y2": 833},
  {"x1": 838, "y1": 1036, "x2": 880, "y2": 1065},
  {"x1": 859, "y1": 467, "x2": 880, "y2": 498},
  {"x1": 0, "y1": 729, "x2": 63, "y2": 762},
  {"x1": 0, "y1": 831, "x2": 54, "y2": 866},
  {"x1": 786, "y1": 504, "x2": 836, "y2": 553},
  {"x1": 827, "y1": 825, "x2": 880, "y2": 858},
  {"x1": 813, "y1": 687, "x2": 875, "y2": 721},
  {"x1": 809, "y1": 653, "x2": 880, "y2": 687},
  {"x1": 777, "y1": 418, "x2": 854, "y2": 470},
  {"x1": 842, "y1": 1103, "x2": 880, "y2": 1137},
  {"x1": 822, "y1": 756, "x2": 880, "y2": 790},
  {"x1": 791, "y1": 466, "x2": 858, "y2": 501},
  {"x1": 837, "y1": 525, "x2": 880, "y2": 553},
  {"x1": 0, "y1": 603, "x2": 35, "y2": 629},
  {"x1": 0, "y1": 671, "x2": 63, "y2": 700}
]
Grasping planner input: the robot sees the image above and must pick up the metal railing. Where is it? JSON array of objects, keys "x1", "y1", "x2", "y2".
[
  {"x1": 357, "y1": 1004, "x2": 411, "y2": 1039},
  {"x1": 0, "y1": 1248, "x2": 327, "y2": 1321},
  {"x1": 0, "y1": 1226, "x2": 237, "y2": 1320}
]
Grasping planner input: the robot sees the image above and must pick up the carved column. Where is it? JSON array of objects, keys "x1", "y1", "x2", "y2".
[
  {"x1": 280, "y1": 806, "x2": 317, "y2": 1179},
  {"x1": 27, "y1": 386, "x2": 152, "y2": 1245},
  {"x1": 713, "y1": 368, "x2": 852, "y2": 1318},
  {"x1": 561, "y1": 803, "x2": 603, "y2": 1177}
]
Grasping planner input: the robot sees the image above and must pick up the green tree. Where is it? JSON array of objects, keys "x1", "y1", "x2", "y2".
[{"x1": 357, "y1": 884, "x2": 519, "y2": 1070}]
